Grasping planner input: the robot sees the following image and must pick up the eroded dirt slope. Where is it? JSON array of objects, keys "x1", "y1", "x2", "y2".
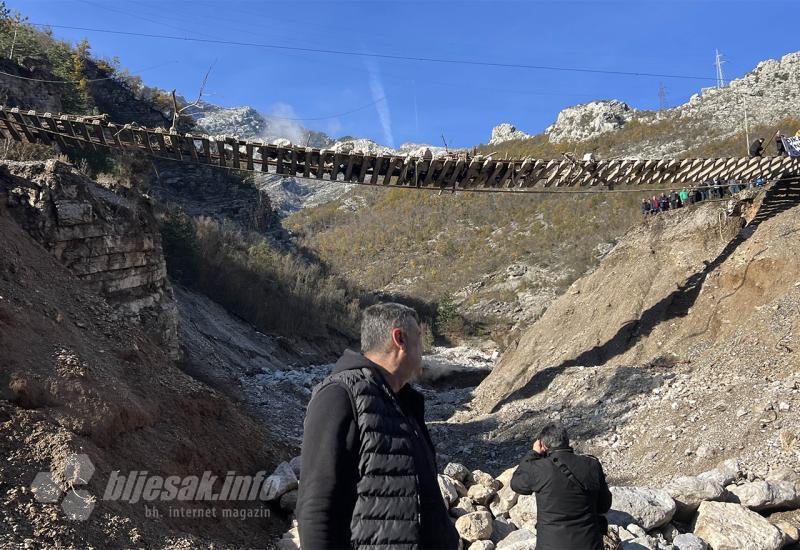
[{"x1": 0, "y1": 197, "x2": 290, "y2": 547}]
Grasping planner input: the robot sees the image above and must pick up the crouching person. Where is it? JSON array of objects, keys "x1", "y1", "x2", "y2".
[
  {"x1": 296, "y1": 302, "x2": 460, "y2": 549},
  {"x1": 511, "y1": 422, "x2": 612, "y2": 550}
]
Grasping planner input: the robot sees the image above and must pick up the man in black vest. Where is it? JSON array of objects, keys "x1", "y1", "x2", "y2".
[
  {"x1": 510, "y1": 422, "x2": 612, "y2": 550},
  {"x1": 297, "y1": 302, "x2": 459, "y2": 550}
]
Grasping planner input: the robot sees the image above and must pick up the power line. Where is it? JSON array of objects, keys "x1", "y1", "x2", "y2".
[{"x1": 29, "y1": 22, "x2": 718, "y2": 82}]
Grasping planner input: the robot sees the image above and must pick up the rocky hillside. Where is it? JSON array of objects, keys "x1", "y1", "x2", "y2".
[
  {"x1": 489, "y1": 51, "x2": 800, "y2": 157},
  {"x1": 413, "y1": 182, "x2": 800, "y2": 490},
  {"x1": 2, "y1": 160, "x2": 179, "y2": 358},
  {"x1": 0, "y1": 187, "x2": 293, "y2": 547}
]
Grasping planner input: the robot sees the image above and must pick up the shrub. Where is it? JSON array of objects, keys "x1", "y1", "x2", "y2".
[{"x1": 160, "y1": 212, "x2": 360, "y2": 340}]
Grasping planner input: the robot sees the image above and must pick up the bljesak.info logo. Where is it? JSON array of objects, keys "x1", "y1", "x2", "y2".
[{"x1": 31, "y1": 453, "x2": 284, "y2": 521}]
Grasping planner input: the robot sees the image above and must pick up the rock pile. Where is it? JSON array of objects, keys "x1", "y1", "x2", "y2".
[{"x1": 277, "y1": 456, "x2": 800, "y2": 549}]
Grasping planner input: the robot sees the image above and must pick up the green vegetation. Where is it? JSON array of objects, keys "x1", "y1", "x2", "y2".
[
  {"x1": 286, "y1": 185, "x2": 644, "y2": 343},
  {"x1": 160, "y1": 210, "x2": 361, "y2": 339}
]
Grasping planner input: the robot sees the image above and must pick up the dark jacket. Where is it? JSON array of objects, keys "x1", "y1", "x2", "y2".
[
  {"x1": 750, "y1": 139, "x2": 764, "y2": 157},
  {"x1": 510, "y1": 447, "x2": 612, "y2": 550},
  {"x1": 296, "y1": 349, "x2": 459, "y2": 550}
]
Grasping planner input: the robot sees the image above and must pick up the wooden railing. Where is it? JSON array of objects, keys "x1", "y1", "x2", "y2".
[{"x1": 1, "y1": 106, "x2": 798, "y2": 190}]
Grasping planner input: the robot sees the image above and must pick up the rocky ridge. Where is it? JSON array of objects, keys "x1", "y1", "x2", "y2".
[{"x1": 545, "y1": 99, "x2": 635, "y2": 144}]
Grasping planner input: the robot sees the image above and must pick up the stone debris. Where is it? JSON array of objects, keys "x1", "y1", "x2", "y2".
[
  {"x1": 693, "y1": 501, "x2": 784, "y2": 550},
  {"x1": 455, "y1": 511, "x2": 493, "y2": 542}
]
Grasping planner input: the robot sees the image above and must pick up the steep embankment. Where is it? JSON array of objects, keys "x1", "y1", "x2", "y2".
[
  {"x1": 446, "y1": 184, "x2": 800, "y2": 483},
  {"x1": 0, "y1": 167, "x2": 293, "y2": 547}
]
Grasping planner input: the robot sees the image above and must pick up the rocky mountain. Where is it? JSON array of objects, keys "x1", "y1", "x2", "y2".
[
  {"x1": 489, "y1": 123, "x2": 532, "y2": 145},
  {"x1": 545, "y1": 99, "x2": 635, "y2": 144},
  {"x1": 487, "y1": 51, "x2": 800, "y2": 155},
  {"x1": 185, "y1": 101, "x2": 335, "y2": 148}
]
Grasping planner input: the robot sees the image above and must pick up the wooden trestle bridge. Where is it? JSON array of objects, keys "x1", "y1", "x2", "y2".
[{"x1": 1, "y1": 106, "x2": 799, "y2": 191}]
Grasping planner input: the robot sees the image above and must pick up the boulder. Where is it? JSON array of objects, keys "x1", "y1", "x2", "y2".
[
  {"x1": 490, "y1": 517, "x2": 517, "y2": 545},
  {"x1": 626, "y1": 524, "x2": 647, "y2": 539},
  {"x1": 495, "y1": 528, "x2": 537, "y2": 550},
  {"x1": 496, "y1": 466, "x2": 518, "y2": 489},
  {"x1": 772, "y1": 520, "x2": 800, "y2": 546},
  {"x1": 727, "y1": 480, "x2": 800, "y2": 511},
  {"x1": 671, "y1": 533, "x2": 707, "y2": 550},
  {"x1": 277, "y1": 522, "x2": 301, "y2": 550},
  {"x1": 473, "y1": 470, "x2": 502, "y2": 490},
  {"x1": 444, "y1": 462, "x2": 471, "y2": 483},
  {"x1": 696, "y1": 458, "x2": 742, "y2": 487},
  {"x1": 455, "y1": 511, "x2": 494, "y2": 542},
  {"x1": 289, "y1": 455, "x2": 302, "y2": 478},
  {"x1": 439, "y1": 474, "x2": 460, "y2": 507},
  {"x1": 468, "y1": 541, "x2": 495, "y2": 550},
  {"x1": 509, "y1": 494, "x2": 537, "y2": 531},
  {"x1": 451, "y1": 497, "x2": 477, "y2": 518},
  {"x1": 608, "y1": 487, "x2": 676, "y2": 530},
  {"x1": 489, "y1": 484, "x2": 519, "y2": 518},
  {"x1": 659, "y1": 523, "x2": 679, "y2": 542},
  {"x1": 610, "y1": 524, "x2": 636, "y2": 541},
  {"x1": 469, "y1": 483, "x2": 497, "y2": 505},
  {"x1": 453, "y1": 477, "x2": 469, "y2": 497},
  {"x1": 621, "y1": 538, "x2": 654, "y2": 549},
  {"x1": 693, "y1": 501, "x2": 783, "y2": 550},
  {"x1": 663, "y1": 476, "x2": 725, "y2": 518},
  {"x1": 260, "y1": 462, "x2": 298, "y2": 501}
]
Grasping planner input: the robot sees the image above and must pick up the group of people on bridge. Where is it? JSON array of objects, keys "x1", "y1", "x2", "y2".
[{"x1": 641, "y1": 176, "x2": 765, "y2": 217}]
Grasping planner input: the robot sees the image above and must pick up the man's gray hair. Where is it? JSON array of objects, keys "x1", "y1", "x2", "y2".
[
  {"x1": 360, "y1": 302, "x2": 420, "y2": 354},
  {"x1": 539, "y1": 422, "x2": 569, "y2": 449}
]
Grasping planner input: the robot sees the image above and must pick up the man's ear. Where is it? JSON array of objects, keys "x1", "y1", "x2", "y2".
[{"x1": 391, "y1": 328, "x2": 405, "y2": 350}]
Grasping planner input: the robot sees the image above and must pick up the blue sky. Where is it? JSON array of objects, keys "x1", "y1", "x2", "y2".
[{"x1": 12, "y1": 1, "x2": 799, "y2": 147}]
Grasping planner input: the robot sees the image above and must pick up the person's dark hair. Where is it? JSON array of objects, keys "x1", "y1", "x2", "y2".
[
  {"x1": 360, "y1": 302, "x2": 420, "y2": 354},
  {"x1": 539, "y1": 422, "x2": 569, "y2": 449}
]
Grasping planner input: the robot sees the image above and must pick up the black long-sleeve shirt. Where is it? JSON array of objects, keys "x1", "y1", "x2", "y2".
[{"x1": 511, "y1": 447, "x2": 612, "y2": 550}]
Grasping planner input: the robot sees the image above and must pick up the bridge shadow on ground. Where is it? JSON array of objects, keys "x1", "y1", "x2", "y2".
[{"x1": 491, "y1": 175, "x2": 800, "y2": 413}]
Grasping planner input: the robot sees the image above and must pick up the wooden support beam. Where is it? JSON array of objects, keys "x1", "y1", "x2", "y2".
[
  {"x1": 9, "y1": 109, "x2": 35, "y2": 142},
  {"x1": 169, "y1": 132, "x2": 184, "y2": 161},
  {"x1": 344, "y1": 151, "x2": 359, "y2": 181},
  {"x1": 60, "y1": 117, "x2": 84, "y2": 150},
  {"x1": 92, "y1": 120, "x2": 109, "y2": 148},
  {"x1": 229, "y1": 139, "x2": 241, "y2": 170},
  {"x1": 187, "y1": 135, "x2": 200, "y2": 163},
  {"x1": 317, "y1": 150, "x2": 331, "y2": 179},
  {"x1": 215, "y1": 139, "x2": 227, "y2": 167},
  {"x1": 41, "y1": 114, "x2": 68, "y2": 149},
  {"x1": 288, "y1": 146, "x2": 298, "y2": 176},
  {"x1": 28, "y1": 113, "x2": 52, "y2": 145},
  {"x1": 201, "y1": 138, "x2": 212, "y2": 164},
  {"x1": 303, "y1": 148, "x2": 313, "y2": 178}
]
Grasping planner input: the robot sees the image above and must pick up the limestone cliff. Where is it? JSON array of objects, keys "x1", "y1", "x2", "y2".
[{"x1": 1, "y1": 159, "x2": 179, "y2": 358}]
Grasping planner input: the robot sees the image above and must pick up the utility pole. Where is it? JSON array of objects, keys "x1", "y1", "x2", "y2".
[
  {"x1": 715, "y1": 49, "x2": 726, "y2": 88},
  {"x1": 658, "y1": 83, "x2": 668, "y2": 111}
]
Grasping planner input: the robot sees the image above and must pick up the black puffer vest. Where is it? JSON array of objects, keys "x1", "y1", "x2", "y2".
[{"x1": 312, "y1": 361, "x2": 429, "y2": 549}]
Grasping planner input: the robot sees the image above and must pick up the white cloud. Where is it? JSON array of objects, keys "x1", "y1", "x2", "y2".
[
  {"x1": 365, "y1": 59, "x2": 394, "y2": 148},
  {"x1": 267, "y1": 102, "x2": 305, "y2": 144}
]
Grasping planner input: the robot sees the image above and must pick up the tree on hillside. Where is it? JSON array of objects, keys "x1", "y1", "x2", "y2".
[{"x1": 70, "y1": 38, "x2": 93, "y2": 110}]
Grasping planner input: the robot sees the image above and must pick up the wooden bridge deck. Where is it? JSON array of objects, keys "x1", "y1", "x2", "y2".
[{"x1": 1, "y1": 106, "x2": 798, "y2": 191}]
